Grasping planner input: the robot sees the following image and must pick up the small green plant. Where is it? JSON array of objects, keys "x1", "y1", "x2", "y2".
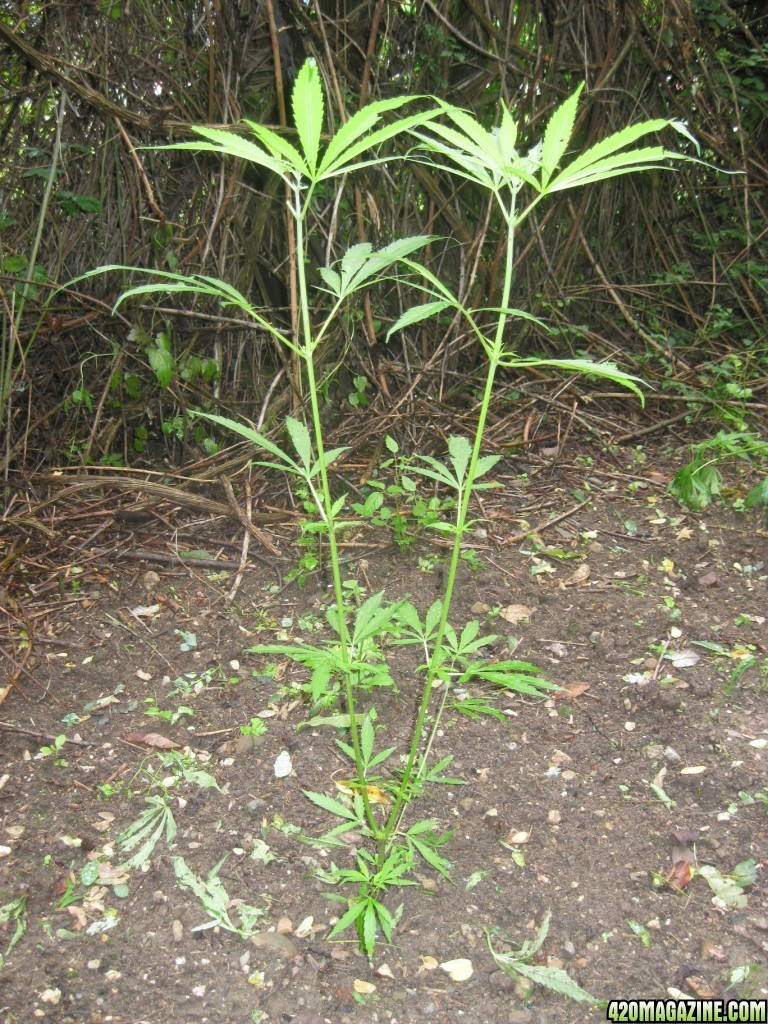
[
  {"x1": 670, "y1": 430, "x2": 768, "y2": 517},
  {"x1": 74, "y1": 61, "x2": 699, "y2": 956},
  {"x1": 691, "y1": 640, "x2": 767, "y2": 692},
  {"x1": 240, "y1": 717, "x2": 267, "y2": 738},
  {"x1": 143, "y1": 695, "x2": 195, "y2": 725},
  {"x1": 0, "y1": 896, "x2": 27, "y2": 971},
  {"x1": 37, "y1": 734, "x2": 67, "y2": 764},
  {"x1": 352, "y1": 435, "x2": 456, "y2": 551},
  {"x1": 348, "y1": 374, "x2": 369, "y2": 409},
  {"x1": 117, "y1": 792, "x2": 178, "y2": 870},
  {"x1": 696, "y1": 858, "x2": 758, "y2": 909}
]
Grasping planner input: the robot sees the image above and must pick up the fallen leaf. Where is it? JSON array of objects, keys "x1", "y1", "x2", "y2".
[
  {"x1": 440, "y1": 957, "x2": 473, "y2": 981},
  {"x1": 353, "y1": 979, "x2": 376, "y2": 994},
  {"x1": 499, "y1": 604, "x2": 533, "y2": 625},
  {"x1": 97, "y1": 862, "x2": 131, "y2": 886},
  {"x1": 504, "y1": 830, "x2": 530, "y2": 845},
  {"x1": 553, "y1": 681, "x2": 590, "y2": 699},
  {"x1": 66, "y1": 905, "x2": 88, "y2": 930},
  {"x1": 683, "y1": 975, "x2": 719, "y2": 999},
  {"x1": 122, "y1": 732, "x2": 181, "y2": 750},
  {"x1": 665, "y1": 860, "x2": 693, "y2": 892},
  {"x1": 419, "y1": 956, "x2": 439, "y2": 972},
  {"x1": 375, "y1": 963, "x2": 394, "y2": 979},
  {"x1": 335, "y1": 780, "x2": 390, "y2": 804},
  {"x1": 294, "y1": 915, "x2": 314, "y2": 938},
  {"x1": 666, "y1": 648, "x2": 700, "y2": 668},
  {"x1": 566, "y1": 563, "x2": 591, "y2": 587},
  {"x1": 701, "y1": 940, "x2": 726, "y2": 962},
  {"x1": 680, "y1": 765, "x2": 707, "y2": 775},
  {"x1": 128, "y1": 604, "x2": 161, "y2": 618}
]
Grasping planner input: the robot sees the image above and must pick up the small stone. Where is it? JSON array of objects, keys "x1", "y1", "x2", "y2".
[
  {"x1": 508, "y1": 1012, "x2": 534, "y2": 1024},
  {"x1": 250, "y1": 931, "x2": 298, "y2": 958}
]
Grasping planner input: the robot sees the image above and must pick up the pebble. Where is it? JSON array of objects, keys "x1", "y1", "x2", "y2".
[{"x1": 250, "y1": 931, "x2": 298, "y2": 958}]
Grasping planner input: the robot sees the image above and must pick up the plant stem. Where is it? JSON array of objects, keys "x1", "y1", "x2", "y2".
[
  {"x1": 380, "y1": 192, "x2": 518, "y2": 851},
  {"x1": 293, "y1": 189, "x2": 378, "y2": 835}
]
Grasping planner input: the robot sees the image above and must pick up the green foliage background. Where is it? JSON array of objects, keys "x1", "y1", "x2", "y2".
[{"x1": 1, "y1": 0, "x2": 766, "y2": 465}]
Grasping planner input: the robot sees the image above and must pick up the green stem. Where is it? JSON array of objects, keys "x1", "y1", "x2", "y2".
[
  {"x1": 380, "y1": 192, "x2": 518, "y2": 849},
  {"x1": 292, "y1": 190, "x2": 378, "y2": 836}
]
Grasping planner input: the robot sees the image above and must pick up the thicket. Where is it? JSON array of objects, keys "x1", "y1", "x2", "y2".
[{"x1": 0, "y1": 0, "x2": 766, "y2": 471}]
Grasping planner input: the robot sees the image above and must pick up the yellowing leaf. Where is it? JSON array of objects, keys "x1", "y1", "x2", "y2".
[{"x1": 335, "y1": 780, "x2": 390, "y2": 804}]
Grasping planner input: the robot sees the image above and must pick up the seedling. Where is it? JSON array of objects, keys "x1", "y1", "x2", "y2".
[
  {"x1": 670, "y1": 429, "x2": 768, "y2": 517},
  {"x1": 0, "y1": 896, "x2": 27, "y2": 970},
  {"x1": 240, "y1": 717, "x2": 267, "y2": 738},
  {"x1": 37, "y1": 734, "x2": 67, "y2": 764},
  {"x1": 143, "y1": 695, "x2": 194, "y2": 725}
]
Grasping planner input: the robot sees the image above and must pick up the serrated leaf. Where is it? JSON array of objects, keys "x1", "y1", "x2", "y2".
[
  {"x1": 292, "y1": 58, "x2": 323, "y2": 174},
  {"x1": 496, "y1": 104, "x2": 518, "y2": 165},
  {"x1": 499, "y1": 958, "x2": 598, "y2": 1003},
  {"x1": 188, "y1": 411, "x2": 299, "y2": 473},
  {"x1": 327, "y1": 898, "x2": 367, "y2": 940},
  {"x1": 302, "y1": 789, "x2": 358, "y2": 821},
  {"x1": 540, "y1": 85, "x2": 583, "y2": 188},
  {"x1": 318, "y1": 266, "x2": 341, "y2": 295},
  {"x1": 386, "y1": 300, "x2": 452, "y2": 341},
  {"x1": 284, "y1": 416, "x2": 312, "y2": 471},
  {"x1": 318, "y1": 96, "x2": 419, "y2": 177},
  {"x1": 360, "y1": 714, "x2": 375, "y2": 765},
  {"x1": 170, "y1": 126, "x2": 292, "y2": 178},
  {"x1": 474, "y1": 453, "x2": 501, "y2": 479},
  {"x1": 447, "y1": 435, "x2": 473, "y2": 483},
  {"x1": 335, "y1": 235, "x2": 432, "y2": 298},
  {"x1": 745, "y1": 478, "x2": 768, "y2": 510},
  {"x1": 411, "y1": 837, "x2": 452, "y2": 877}
]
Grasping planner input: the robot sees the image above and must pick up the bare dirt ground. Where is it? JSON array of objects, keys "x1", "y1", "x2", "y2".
[{"x1": 1, "y1": 444, "x2": 767, "y2": 1024}]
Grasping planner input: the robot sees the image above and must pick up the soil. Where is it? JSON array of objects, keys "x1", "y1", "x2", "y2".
[{"x1": 1, "y1": 445, "x2": 767, "y2": 1024}]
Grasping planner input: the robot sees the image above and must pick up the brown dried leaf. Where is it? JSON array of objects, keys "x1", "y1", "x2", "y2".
[
  {"x1": 683, "y1": 975, "x2": 719, "y2": 999},
  {"x1": 122, "y1": 732, "x2": 182, "y2": 749},
  {"x1": 552, "y1": 681, "x2": 590, "y2": 699},
  {"x1": 499, "y1": 604, "x2": 533, "y2": 625},
  {"x1": 566, "y1": 564, "x2": 591, "y2": 587},
  {"x1": 665, "y1": 859, "x2": 693, "y2": 892},
  {"x1": 701, "y1": 940, "x2": 726, "y2": 962}
]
